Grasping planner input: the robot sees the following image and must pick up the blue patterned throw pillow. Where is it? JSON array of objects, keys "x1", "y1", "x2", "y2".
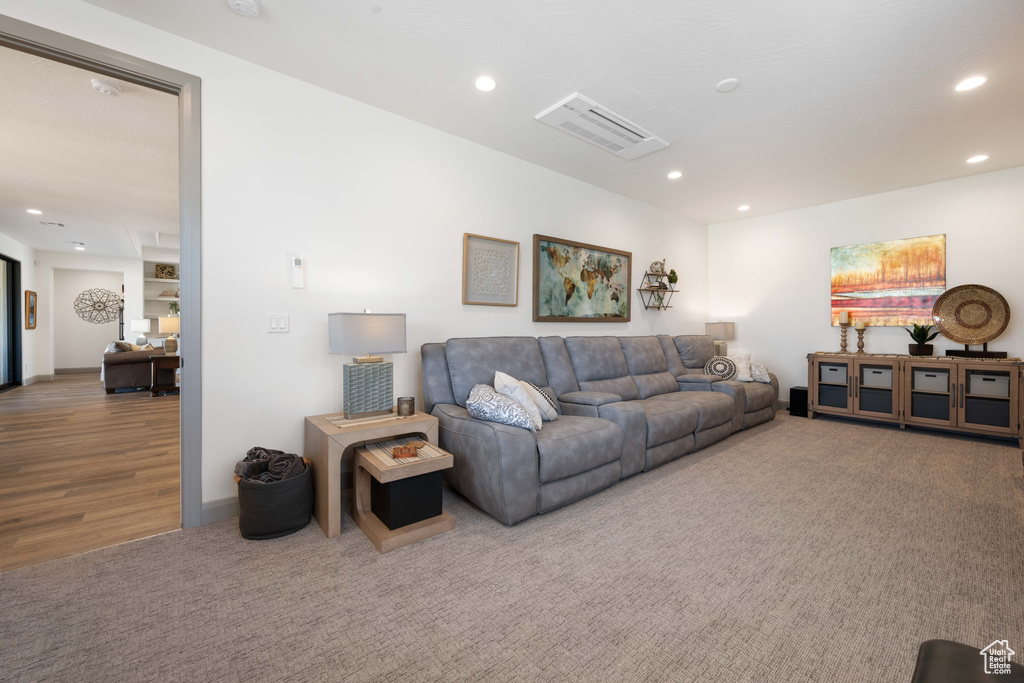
[{"x1": 466, "y1": 384, "x2": 535, "y2": 431}]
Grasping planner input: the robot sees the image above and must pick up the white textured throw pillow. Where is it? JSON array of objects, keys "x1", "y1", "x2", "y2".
[
  {"x1": 729, "y1": 353, "x2": 753, "y2": 382},
  {"x1": 751, "y1": 362, "x2": 771, "y2": 384},
  {"x1": 704, "y1": 356, "x2": 737, "y2": 380},
  {"x1": 466, "y1": 384, "x2": 536, "y2": 431},
  {"x1": 520, "y1": 381, "x2": 558, "y2": 421},
  {"x1": 493, "y1": 372, "x2": 543, "y2": 431}
]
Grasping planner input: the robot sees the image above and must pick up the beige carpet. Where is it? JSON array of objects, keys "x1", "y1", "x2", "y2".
[{"x1": 1, "y1": 413, "x2": 1022, "y2": 682}]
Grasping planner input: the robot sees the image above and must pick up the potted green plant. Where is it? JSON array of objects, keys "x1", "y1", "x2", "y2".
[
  {"x1": 667, "y1": 269, "x2": 678, "y2": 288},
  {"x1": 904, "y1": 323, "x2": 938, "y2": 356}
]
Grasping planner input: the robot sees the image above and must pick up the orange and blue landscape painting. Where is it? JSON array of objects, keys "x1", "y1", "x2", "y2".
[{"x1": 830, "y1": 235, "x2": 945, "y2": 327}]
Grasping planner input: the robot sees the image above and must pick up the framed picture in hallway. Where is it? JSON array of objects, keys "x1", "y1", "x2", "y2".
[
  {"x1": 533, "y1": 235, "x2": 631, "y2": 322},
  {"x1": 830, "y1": 234, "x2": 945, "y2": 327},
  {"x1": 25, "y1": 290, "x2": 36, "y2": 329}
]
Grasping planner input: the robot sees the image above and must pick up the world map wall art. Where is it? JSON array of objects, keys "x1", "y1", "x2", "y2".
[
  {"x1": 533, "y1": 235, "x2": 631, "y2": 322},
  {"x1": 830, "y1": 234, "x2": 946, "y2": 327}
]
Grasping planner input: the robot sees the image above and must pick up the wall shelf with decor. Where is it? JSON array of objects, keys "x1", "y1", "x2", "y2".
[
  {"x1": 807, "y1": 352, "x2": 1023, "y2": 450},
  {"x1": 143, "y1": 259, "x2": 181, "y2": 321},
  {"x1": 637, "y1": 271, "x2": 675, "y2": 310}
]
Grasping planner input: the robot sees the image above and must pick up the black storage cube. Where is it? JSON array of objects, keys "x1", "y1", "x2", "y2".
[
  {"x1": 911, "y1": 392, "x2": 950, "y2": 421},
  {"x1": 858, "y1": 387, "x2": 892, "y2": 414},
  {"x1": 371, "y1": 470, "x2": 443, "y2": 530},
  {"x1": 237, "y1": 465, "x2": 313, "y2": 540},
  {"x1": 818, "y1": 384, "x2": 848, "y2": 409},
  {"x1": 964, "y1": 397, "x2": 1011, "y2": 429},
  {"x1": 788, "y1": 386, "x2": 808, "y2": 417}
]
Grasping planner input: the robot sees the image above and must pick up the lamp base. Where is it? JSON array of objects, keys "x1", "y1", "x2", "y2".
[
  {"x1": 135, "y1": 335, "x2": 148, "y2": 346},
  {"x1": 344, "y1": 361, "x2": 393, "y2": 419},
  {"x1": 164, "y1": 337, "x2": 178, "y2": 354},
  {"x1": 713, "y1": 340, "x2": 729, "y2": 356}
]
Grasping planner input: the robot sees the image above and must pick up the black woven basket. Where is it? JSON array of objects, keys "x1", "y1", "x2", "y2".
[{"x1": 237, "y1": 463, "x2": 313, "y2": 540}]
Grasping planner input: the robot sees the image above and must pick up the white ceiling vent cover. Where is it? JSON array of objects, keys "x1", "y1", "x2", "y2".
[{"x1": 535, "y1": 93, "x2": 669, "y2": 160}]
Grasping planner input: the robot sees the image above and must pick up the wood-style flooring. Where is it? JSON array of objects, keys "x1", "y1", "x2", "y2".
[{"x1": 0, "y1": 374, "x2": 180, "y2": 572}]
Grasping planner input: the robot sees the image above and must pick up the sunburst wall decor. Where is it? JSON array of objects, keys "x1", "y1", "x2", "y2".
[{"x1": 74, "y1": 288, "x2": 122, "y2": 324}]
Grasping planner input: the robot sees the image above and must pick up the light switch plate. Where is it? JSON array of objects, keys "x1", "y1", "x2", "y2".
[{"x1": 268, "y1": 314, "x2": 289, "y2": 333}]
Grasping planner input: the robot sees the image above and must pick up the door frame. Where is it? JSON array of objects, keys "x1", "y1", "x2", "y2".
[{"x1": 0, "y1": 14, "x2": 203, "y2": 528}]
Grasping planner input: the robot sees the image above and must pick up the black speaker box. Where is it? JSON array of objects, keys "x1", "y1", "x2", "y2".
[{"x1": 789, "y1": 386, "x2": 808, "y2": 417}]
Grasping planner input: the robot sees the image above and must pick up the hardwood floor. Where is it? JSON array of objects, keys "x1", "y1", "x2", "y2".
[{"x1": 0, "y1": 374, "x2": 180, "y2": 572}]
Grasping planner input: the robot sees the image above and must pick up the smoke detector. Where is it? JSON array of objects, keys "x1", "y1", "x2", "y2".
[
  {"x1": 227, "y1": 0, "x2": 260, "y2": 16},
  {"x1": 90, "y1": 79, "x2": 121, "y2": 97},
  {"x1": 535, "y1": 93, "x2": 669, "y2": 160}
]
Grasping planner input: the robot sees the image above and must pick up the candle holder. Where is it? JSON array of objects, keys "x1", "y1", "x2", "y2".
[
  {"x1": 839, "y1": 322, "x2": 850, "y2": 353},
  {"x1": 855, "y1": 328, "x2": 866, "y2": 355}
]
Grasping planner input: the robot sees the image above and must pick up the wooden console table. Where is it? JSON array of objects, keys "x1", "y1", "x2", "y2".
[
  {"x1": 303, "y1": 410, "x2": 438, "y2": 538},
  {"x1": 807, "y1": 352, "x2": 1023, "y2": 450}
]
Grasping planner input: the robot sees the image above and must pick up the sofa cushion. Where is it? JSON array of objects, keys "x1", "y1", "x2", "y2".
[
  {"x1": 674, "y1": 335, "x2": 715, "y2": 369},
  {"x1": 578, "y1": 376, "x2": 640, "y2": 401},
  {"x1": 564, "y1": 336, "x2": 628, "y2": 381},
  {"x1": 534, "y1": 416, "x2": 622, "y2": 483},
  {"x1": 650, "y1": 391, "x2": 735, "y2": 431},
  {"x1": 446, "y1": 337, "x2": 548, "y2": 407},
  {"x1": 466, "y1": 384, "x2": 535, "y2": 431},
  {"x1": 617, "y1": 398, "x2": 698, "y2": 448},
  {"x1": 633, "y1": 372, "x2": 679, "y2": 399},
  {"x1": 619, "y1": 337, "x2": 668, "y2": 375},
  {"x1": 744, "y1": 381, "x2": 776, "y2": 412},
  {"x1": 538, "y1": 336, "x2": 579, "y2": 396}
]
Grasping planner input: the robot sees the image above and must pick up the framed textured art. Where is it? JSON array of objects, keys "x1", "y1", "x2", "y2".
[
  {"x1": 533, "y1": 234, "x2": 631, "y2": 322},
  {"x1": 462, "y1": 233, "x2": 519, "y2": 306},
  {"x1": 25, "y1": 290, "x2": 37, "y2": 330},
  {"x1": 830, "y1": 234, "x2": 945, "y2": 327}
]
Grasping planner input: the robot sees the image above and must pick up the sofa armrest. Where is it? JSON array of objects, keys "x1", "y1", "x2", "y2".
[
  {"x1": 596, "y1": 402, "x2": 647, "y2": 478},
  {"x1": 558, "y1": 391, "x2": 622, "y2": 406},
  {"x1": 432, "y1": 404, "x2": 539, "y2": 526},
  {"x1": 768, "y1": 373, "x2": 780, "y2": 413},
  {"x1": 710, "y1": 380, "x2": 746, "y2": 432}
]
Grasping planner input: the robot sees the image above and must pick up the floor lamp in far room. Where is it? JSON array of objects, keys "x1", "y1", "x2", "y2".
[
  {"x1": 706, "y1": 321, "x2": 735, "y2": 356},
  {"x1": 159, "y1": 316, "x2": 180, "y2": 354}
]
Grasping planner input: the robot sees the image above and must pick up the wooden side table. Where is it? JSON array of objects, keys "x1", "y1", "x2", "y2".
[
  {"x1": 149, "y1": 354, "x2": 180, "y2": 396},
  {"x1": 353, "y1": 439, "x2": 453, "y2": 553},
  {"x1": 303, "y1": 410, "x2": 438, "y2": 538}
]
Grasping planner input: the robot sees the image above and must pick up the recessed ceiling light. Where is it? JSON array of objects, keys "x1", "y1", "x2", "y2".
[
  {"x1": 667, "y1": 171, "x2": 682, "y2": 180},
  {"x1": 474, "y1": 76, "x2": 497, "y2": 92},
  {"x1": 227, "y1": 0, "x2": 260, "y2": 17},
  {"x1": 715, "y1": 78, "x2": 741, "y2": 93},
  {"x1": 955, "y1": 76, "x2": 986, "y2": 92},
  {"x1": 738, "y1": 205, "x2": 750, "y2": 211},
  {"x1": 26, "y1": 209, "x2": 42, "y2": 214},
  {"x1": 74, "y1": 246, "x2": 86, "y2": 251},
  {"x1": 966, "y1": 154, "x2": 989, "y2": 164}
]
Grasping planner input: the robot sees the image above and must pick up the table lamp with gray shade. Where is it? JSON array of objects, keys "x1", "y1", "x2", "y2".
[
  {"x1": 130, "y1": 318, "x2": 151, "y2": 345},
  {"x1": 159, "y1": 316, "x2": 180, "y2": 354},
  {"x1": 705, "y1": 321, "x2": 735, "y2": 356},
  {"x1": 329, "y1": 311, "x2": 406, "y2": 420}
]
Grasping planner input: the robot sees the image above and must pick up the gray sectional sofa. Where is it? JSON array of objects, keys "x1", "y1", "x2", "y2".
[{"x1": 421, "y1": 334, "x2": 778, "y2": 525}]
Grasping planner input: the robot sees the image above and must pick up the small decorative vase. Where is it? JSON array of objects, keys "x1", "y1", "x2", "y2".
[
  {"x1": 164, "y1": 337, "x2": 178, "y2": 354},
  {"x1": 908, "y1": 344, "x2": 933, "y2": 357}
]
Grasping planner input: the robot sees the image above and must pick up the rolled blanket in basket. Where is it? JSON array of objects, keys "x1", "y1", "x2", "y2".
[{"x1": 234, "y1": 447, "x2": 305, "y2": 483}]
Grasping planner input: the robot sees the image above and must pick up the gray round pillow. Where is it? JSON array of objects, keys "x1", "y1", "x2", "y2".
[{"x1": 704, "y1": 356, "x2": 737, "y2": 380}]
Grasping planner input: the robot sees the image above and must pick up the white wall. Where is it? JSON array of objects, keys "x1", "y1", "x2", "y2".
[
  {"x1": 1, "y1": 0, "x2": 709, "y2": 502},
  {"x1": 52, "y1": 268, "x2": 123, "y2": 370},
  {"x1": 33, "y1": 250, "x2": 143, "y2": 376},
  {"x1": 709, "y1": 166, "x2": 1024, "y2": 401},
  {"x1": 0, "y1": 231, "x2": 36, "y2": 380}
]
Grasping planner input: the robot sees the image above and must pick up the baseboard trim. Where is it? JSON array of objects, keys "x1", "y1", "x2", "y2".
[
  {"x1": 23, "y1": 374, "x2": 55, "y2": 386},
  {"x1": 201, "y1": 496, "x2": 239, "y2": 524},
  {"x1": 55, "y1": 367, "x2": 101, "y2": 375}
]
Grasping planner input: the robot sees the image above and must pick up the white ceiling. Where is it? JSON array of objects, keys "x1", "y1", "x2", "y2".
[
  {"x1": 81, "y1": 0, "x2": 1024, "y2": 225},
  {"x1": 0, "y1": 46, "x2": 178, "y2": 259}
]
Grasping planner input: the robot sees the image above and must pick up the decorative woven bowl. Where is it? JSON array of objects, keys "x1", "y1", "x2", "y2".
[{"x1": 931, "y1": 284, "x2": 1010, "y2": 345}]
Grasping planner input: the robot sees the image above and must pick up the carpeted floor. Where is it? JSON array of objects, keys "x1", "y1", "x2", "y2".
[{"x1": 1, "y1": 413, "x2": 1022, "y2": 682}]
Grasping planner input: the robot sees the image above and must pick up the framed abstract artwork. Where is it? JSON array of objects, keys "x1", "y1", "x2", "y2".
[
  {"x1": 533, "y1": 234, "x2": 631, "y2": 322},
  {"x1": 25, "y1": 290, "x2": 37, "y2": 329},
  {"x1": 830, "y1": 234, "x2": 945, "y2": 327},
  {"x1": 462, "y1": 233, "x2": 519, "y2": 306}
]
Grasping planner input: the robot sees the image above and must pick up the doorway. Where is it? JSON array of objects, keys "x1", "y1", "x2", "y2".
[
  {"x1": 0, "y1": 254, "x2": 22, "y2": 393},
  {"x1": 0, "y1": 14, "x2": 202, "y2": 569}
]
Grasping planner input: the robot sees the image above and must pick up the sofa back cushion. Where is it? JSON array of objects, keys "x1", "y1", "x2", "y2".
[
  {"x1": 618, "y1": 336, "x2": 678, "y2": 398},
  {"x1": 564, "y1": 336, "x2": 639, "y2": 401},
  {"x1": 538, "y1": 336, "x2": 580, "y2": 396},
  {"x1": 673, "y1": 335, "x2": 715, "y2": 369},
  {"x1": 446, "y1": 337, "x2": 548, "y2": 407}
]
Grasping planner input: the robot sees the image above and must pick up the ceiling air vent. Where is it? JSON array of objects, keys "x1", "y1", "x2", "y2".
[
  {"x1": 535, "y1": 93, "x2": 669, "y2": 160},
  {"x1": 39, "y1": 221, "x2": 67, "y2": 228}
]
